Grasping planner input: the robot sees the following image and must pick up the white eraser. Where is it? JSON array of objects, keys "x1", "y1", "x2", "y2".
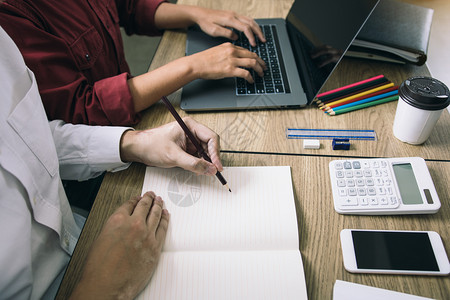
[{"x1": 303, "y1": 139, "x2": 320, "y2": 149}]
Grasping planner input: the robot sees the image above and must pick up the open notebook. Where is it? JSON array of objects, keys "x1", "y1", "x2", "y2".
[{"x1": 138, "y1": 166, "x2": 307, "y2": 300}]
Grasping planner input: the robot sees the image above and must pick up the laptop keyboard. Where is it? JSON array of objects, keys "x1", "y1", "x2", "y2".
[{"x1": 233, "y1": 25, "x2": 291, "y2": 96}]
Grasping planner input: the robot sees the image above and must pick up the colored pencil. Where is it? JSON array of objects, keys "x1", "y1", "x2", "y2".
[
  {"x1": 316, "y1": 74, "x2": 384, "y2": 98},
  {"x1": 326, "y1": 90, "x2": 398, "y2": 112},
  {"x1": 319, "y1": 82, "x2": 394, "y2": 110},
  {"x1": 325, "y1": 86, "x2": 398, "y2": 109},
  {"x1": 317, "y1": 76, "x2": 389, "y2": 102},
  {"x1": 327, "y1": 95, "x2": 399, "y2": 115},
  {"x1": 316, "y1": 80, "x2": 391, "y2": 106}
]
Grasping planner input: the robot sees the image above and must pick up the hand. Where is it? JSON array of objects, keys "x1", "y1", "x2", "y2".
[
  {"x1": 154, "y1": 4, "x2": 265, "y2": 47},
  {"x1": 188, "y1": 42, "x2": 267, "y2": 83},
  {"x1": 70, "y1": 192, "x2": 169, "y2": 299},
  {"x1": 192, "y1": 8, "x2": 266, "y2": 47},
  {"x1": 120, "y1": 117, "x2": 223, "y2": 176}
]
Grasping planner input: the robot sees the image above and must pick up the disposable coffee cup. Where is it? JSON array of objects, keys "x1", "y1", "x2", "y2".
[{"x1": 393, "y1": 76, "x2": 450, "y2": 145}]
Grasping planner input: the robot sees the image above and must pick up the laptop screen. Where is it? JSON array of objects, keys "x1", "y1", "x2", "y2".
[{"x1": 286, "y1": 0, "x2": 379, "y2": 101}]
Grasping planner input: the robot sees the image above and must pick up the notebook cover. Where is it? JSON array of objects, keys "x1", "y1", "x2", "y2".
[{"x1": 350, "y1": 0, "x2": 433, "y2": 65}]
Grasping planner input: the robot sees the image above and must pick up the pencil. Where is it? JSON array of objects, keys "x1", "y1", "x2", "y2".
[
  {"x1": 319, "y1": 82, "x2": 394, "y2": 110},
  {"x1": 317, "y1": 76, "x2": 389, "y2": 103},
  {"x1": 316, "y1": 74, "x2": 384, "y2": 98},
  {"x1": 326, "y1": 90, "x2": 398, "y2": 112},
  {"x1": 161, "y1": 96, "x2": 231, "y2": 192},
  {"x1": 327, "y1": 95, "x2": 399, "y2": 115},
  {"x1": 325, "y1": 86, "x2": 398, "y2": 109},
  {"x1": 316, "y1": 80, "x2": 390, "y2": 106}
]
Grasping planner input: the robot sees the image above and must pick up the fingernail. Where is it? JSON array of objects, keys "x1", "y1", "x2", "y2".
[{"x1": 145, "y1": 191, "x2": 156, "y2": 198}]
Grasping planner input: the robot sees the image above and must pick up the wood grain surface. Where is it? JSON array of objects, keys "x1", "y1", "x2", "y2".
[
  {"x1": 57, "y1": 154, "x2": 450, "y2": 299},
  {"x1": 56, "y1": 0, "x2": 449, "y2": 299},
  {"x1": 135, "y1": 0, "x2": 449, "y2": 160}
]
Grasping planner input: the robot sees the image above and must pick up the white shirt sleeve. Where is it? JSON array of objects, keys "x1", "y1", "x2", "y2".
[{"x1": 49, "y1": 120, "x2": 133, "y2": 181}]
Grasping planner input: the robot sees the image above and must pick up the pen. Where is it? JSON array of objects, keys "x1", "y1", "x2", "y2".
[{"x1": 161, "y1": 96, "x2": 231, "y2": 192}]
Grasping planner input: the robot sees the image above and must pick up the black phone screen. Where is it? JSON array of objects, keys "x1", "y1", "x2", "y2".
[{"x1": 351, "y1": 231, "x2": 439, "y2": 271}]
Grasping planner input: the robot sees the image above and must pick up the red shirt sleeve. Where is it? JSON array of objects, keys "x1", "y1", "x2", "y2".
[
  {"x1": 117, "y1": 0, "x2": 168, "y2": 36},
  {"x1": 0, "y1": 0, "x2": 166, "y2": 126}
]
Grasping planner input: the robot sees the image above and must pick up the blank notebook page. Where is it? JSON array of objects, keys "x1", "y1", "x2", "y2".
[{"x1": 137, "y1": 166, "x2": 307, "y2": 300}]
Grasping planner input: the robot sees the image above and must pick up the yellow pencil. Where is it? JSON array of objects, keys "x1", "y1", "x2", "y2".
[{"x1": 320, "y1": 82, "x2": 394, "y2": 110}]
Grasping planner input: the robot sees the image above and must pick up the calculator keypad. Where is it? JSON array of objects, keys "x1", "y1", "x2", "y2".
[{"x1": 330, "y1": 159, "x2": 400, "y2": 210}]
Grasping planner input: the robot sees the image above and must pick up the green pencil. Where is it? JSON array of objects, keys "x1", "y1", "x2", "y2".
[{"x1": 327, "y1": 95, "x2": 399, "y2": 116}]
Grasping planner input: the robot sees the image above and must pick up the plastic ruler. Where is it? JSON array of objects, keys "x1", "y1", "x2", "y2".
[{"x1": 286, "y1": 128, "x2": 377, "y2": 140}]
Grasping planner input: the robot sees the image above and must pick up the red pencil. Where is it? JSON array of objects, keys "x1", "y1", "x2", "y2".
[{"x1": 316, "y1": 74, "x2": 384, "y2": 98}]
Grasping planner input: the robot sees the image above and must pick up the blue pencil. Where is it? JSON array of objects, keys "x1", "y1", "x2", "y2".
[{"x1": 326, "y1": 90, "x2": 398, "y2": 112}]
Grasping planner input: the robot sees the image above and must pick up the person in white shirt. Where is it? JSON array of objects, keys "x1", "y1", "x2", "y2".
[{"x1": 0, "y1": 26, "x2": 224, "y2": 299}]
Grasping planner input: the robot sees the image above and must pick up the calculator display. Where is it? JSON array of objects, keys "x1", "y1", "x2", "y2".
[{"x1": 392, "y1": 163, "x2": 423, "y2": 205}]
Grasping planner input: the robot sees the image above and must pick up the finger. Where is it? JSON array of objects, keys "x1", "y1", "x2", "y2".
[
  {"x1": 116, "y1": 195, "x2": 141, "y2": 216},
  {"x1": 156, "y1": 209, "x2": 170, "y2": 242},
  {"x1": 233, "y1": 68, "x2": 254, "y2": 83},
  {"x1": 184, "y1": 117, "x2": 224, "y2": 172},
  {"x1": 147, "y1": 196, "x2": 164, "y2": 233},
  {"x1": 234, "y1": 57, "x2": 265, "y2": 77},
  {"x1": 207, "y1": 140, "x2": 223, "y2": 172},
  {"x1": 232, "y1": 47, "x2": 267, "y2": 71},
  {"x1": 208, "y1": 24, "x2": 238, "y2": 41},
  {"x1": 224, "y1": 15, "x2": 265, "y2": 46},
  {"x1": 220, "y1": 15, "x2": 256, "y2": 46},
  {"x1": 171, "y1": 147, "x2": 218, "y2": 175},
  {"x1": 235, "y1": 16, "x2": 266, "y2": 45},
  {"x1": 227, "y1": 43, "x2": 266, "y2": 65},
  {"x1": 132, "y1": 191, "x2": 156, "y2": 219}
]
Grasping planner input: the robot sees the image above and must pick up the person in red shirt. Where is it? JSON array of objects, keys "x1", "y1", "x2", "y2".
[{"x1": 0, "y1": 0, "x2": 266, "y2": 126}]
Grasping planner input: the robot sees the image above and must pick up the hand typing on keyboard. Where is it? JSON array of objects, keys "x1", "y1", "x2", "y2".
[
  {"x1": 190, "y1": 7, "x2": 266, "y2": 47},
  {"x1": 187, "y1": 42, "x2": 267, "y2": 83},
  {"x1": 183, "y1": 7, "x2": 269, "y2": 83},
  {"x1": 129, "y1": 5, "x2": 269, "y2": 112}
]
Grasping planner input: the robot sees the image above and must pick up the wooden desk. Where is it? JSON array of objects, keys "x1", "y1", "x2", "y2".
[
  {"x1": 135, "y1": 0, "x2": 450, "y2": 160},
  {"x1": 57, "y1": 0, "x2": 450, "y2": 298},
  {"x1": 57, "y1": 154, "x2": 450, "y2": 299}
]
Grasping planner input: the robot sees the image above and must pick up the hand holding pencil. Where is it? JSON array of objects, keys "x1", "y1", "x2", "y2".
[{"x1": 161, "y1": 96, "x2": 231, "y2": 192}]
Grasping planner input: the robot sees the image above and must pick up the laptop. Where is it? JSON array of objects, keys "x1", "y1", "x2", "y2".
[{"x1": 180, "y1": 0, "x2": 379, "y2": 111}]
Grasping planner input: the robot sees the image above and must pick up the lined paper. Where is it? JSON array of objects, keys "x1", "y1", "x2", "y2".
[{"x1": 138, "y1": 166, "x2": 307, "y2": 300}]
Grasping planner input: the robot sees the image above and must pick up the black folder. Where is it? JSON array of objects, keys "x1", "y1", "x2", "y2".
[{"x1": 346, "y1": 0, "x2": 433, "y2": 65}]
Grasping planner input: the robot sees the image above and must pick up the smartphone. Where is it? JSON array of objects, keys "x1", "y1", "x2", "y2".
[{"x1": 340, "y1": 229, "x2": 450, "y2": 275}]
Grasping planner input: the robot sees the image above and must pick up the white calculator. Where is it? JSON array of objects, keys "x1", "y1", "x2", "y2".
[{"x1": 329, "y1": 157, "x2": 441, "y2": 215}]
